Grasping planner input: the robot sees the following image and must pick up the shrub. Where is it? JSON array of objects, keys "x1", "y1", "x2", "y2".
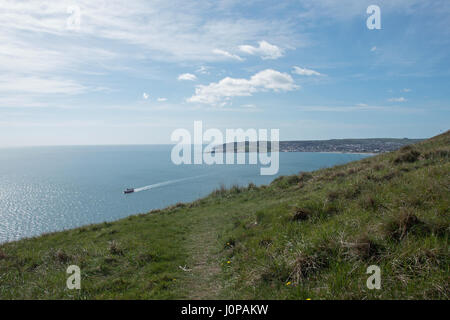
[
  {"x1": 429, "y1": 221, "x2": 450, "y2": 237},
  {"x1": 360, "y1": 195, "x2": 379, "y2": 210},
  {"x1": 271, "y1": 175, "x2": 285, "y2": 185},
  {"x1": 372, "y1": 164, "x2": 384, "y2": 171},
  {"x1": 168, "y1": 202, "x2": 186, "y2": 211},
  {"x1": 323, "y1": 201, "x2": 340, "y2": 215},
  {"x1": 286, "y1": 175, "x2": 300, "y2": 185},
  {"x1": 175, "y1": 202, "x2": 185, "y2": 208},
  {"x1": 329, "y1": 171, "x2": 346, "y2": 180},
  {"x1": 343, "y1": 184, "x2": 361, "y2": 199},
  {"x1": 108, "y1": 240, "x2": 124, "y2": 255},
  {"x1": 230, "y1": 184, "x2": 243, "y2": 194},
  {"x1": 342, "y1": 235, "x2": 382, "y2": 261},
  {"x1": 381, "y1": 171, "x2": 398, "y2": 181},
  {"x1": 394, "y1": 150, "x2": 421, "y2": 164},
  {"x1": 136, "y1": 253, "x2": 156, "y2": 266},
  {"x1": 327, "y1": 190, "x2": 340, "y2": 202},
  {"x1": 212, "y1": 184, "x2": 227, "y2": 196},
  {"x1": 423, "y1": 149, "x2": 449, "y2": 160},
  {"x1": 291, "y1": 207, "x2": 312, "y2": 221},
  {"x1": 272, "y1": 175, "x2": 299, "y2": 188},
  {"x1": 298, "y1": 172, "x2": 313, "y2": 182},
  {"x1": 400, "y1": 145, "x2": 413, "y2": 152},
  {"x1": 384, "y1": 210, "x2": 423, "y2": 240},
  {"x1": 259, "y1": 239, "x2": 273, "y2": 248},
  {"x1": 288, "y1": 252, "x2": 328, "y2": 284},
  {"x1": 247, "y1": 182, "x2": 257, "y2": 190},
  {"x1": 55, "y1": 249, "x2": 69, "y2": 263}
]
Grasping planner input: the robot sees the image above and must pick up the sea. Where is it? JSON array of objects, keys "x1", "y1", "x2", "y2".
[{"x1": 0, "y1": 145, "x2": 370, "y2": 243}]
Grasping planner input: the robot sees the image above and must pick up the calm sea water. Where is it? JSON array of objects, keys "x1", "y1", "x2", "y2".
[{"x1": 0, "y1": 145, "x2": 370, "y2": 243}]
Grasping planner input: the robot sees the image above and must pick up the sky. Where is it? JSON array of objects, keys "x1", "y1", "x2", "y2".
[{"x1": 0, "y1": 0, "x2": 449, "y2": 147}]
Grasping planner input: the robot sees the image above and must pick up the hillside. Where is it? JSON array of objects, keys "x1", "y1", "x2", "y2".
[{"x1": 0, "y1": 131, "x2": 448, "y2": 299}]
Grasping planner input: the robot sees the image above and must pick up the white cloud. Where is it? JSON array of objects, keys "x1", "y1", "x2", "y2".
[
  {"x1": 238, "y1": 40, "x2": 283, "y2": 60},
  {"x1": 0, "y1": 1, "x2": 299, "y2": 63},
  {"x1": 212, "y1": 49, "x2": 243, "y2": 61},
  {"x1": 403, "y1": 88, "x2": 412, "y2": 92},
  {"x1": 143, "y1": 92, "x2": 149, "y2": 100},
  {"x1": 370, "y1": 46, "x2": 377, "y2": 52},
  {"x1": 292, "y1": 66, "x2": 322, "y2": 76},
  {"x1": 157, "y1": 97, "x2": 167, "y2": 102},
  {"x1": 0, "y1": 74, "x2": 86, "y2": 95},
  {"x1": 299, "y1": 105, "x2": 382, "y2": 112},
  {"x1": 187, "y1": 69, "x2": 298, "y2": 106},
  {"x1": 0, "y1": 96, "x2": 49, "y2": 108},
  {"x1": 388, "y1": 97, "x2": 407, "y2": 102},
  {"x1": 296, "y1": 0, "x2": 429, "y2": 21},
  {"x1": 196, "y1": 66, "x2": 210, "y2": 74},
  {"x1": 297, "y1": 104, "x2": 422, "y2": 113},
  {"x1": 178, "y1": 73, "x2": 197, "y2": 81}
]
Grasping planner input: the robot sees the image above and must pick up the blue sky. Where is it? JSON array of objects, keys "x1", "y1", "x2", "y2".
[{"x1": 0, "y1": 0, "x2": 449, "y2": 146}]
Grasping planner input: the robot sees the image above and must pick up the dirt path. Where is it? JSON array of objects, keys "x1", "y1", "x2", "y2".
[{"x1": 182, "y1": 213, "x2": 223, "y2": 299}]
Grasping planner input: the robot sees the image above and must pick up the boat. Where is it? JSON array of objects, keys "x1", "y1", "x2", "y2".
[{"x1": 123, "y1": 188, "x2": 135, "y2": 194}]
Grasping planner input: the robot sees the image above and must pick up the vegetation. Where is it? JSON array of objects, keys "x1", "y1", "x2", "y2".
[
  {"x1": 0, "y1": 131, "x2": 448, "y2": 299},
  {"x1": 215, "y1": 138, "x2": 424, "y2": 153}
]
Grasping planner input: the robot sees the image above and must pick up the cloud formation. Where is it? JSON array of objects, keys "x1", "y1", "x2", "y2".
[
  {"x1": 212, "y1": 49, "x2": 243, "y2": 61},
  {"x1": 178, "y1": 73, "x2": 197, "y2": 81},
  {"x1": 0, "y1": 75, "x2": 86, "y2": 95},
  {"x1": 196, "y1": 66, "x2": 210, "y2": 74},
  {"x1": 0, "y1": 0, "x2": 297, "y2": 63},
  {"x1": 388, "y1": 97, "x2": 407, "y2": 102},
  {"x1": 188, "y1": 69, "x2": 298, "y2": 106},
  {"x1": 238, "y1": 41, "x2": 283, "y2": 60},
  {"x1": 292, "y1": 66, "x2": 322, "y2": 76}
]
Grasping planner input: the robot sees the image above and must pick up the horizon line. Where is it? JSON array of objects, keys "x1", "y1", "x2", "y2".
[{"x1": 0, "y1": 136, "x2": 430, "y2": 149}]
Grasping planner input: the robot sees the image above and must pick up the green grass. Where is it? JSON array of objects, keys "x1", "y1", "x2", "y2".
[{"x1": 0, "y1": 131, "x2": 449, "y2": 299}]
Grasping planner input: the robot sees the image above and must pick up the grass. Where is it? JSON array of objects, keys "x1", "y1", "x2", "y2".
[{"x1": 0, "y1": 131, "x2": 448, "y2": 299}]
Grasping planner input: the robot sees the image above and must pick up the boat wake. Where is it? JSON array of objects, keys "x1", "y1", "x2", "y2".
[{"x1": 133, "y1": 174, "x2": 208, "y2": 193}]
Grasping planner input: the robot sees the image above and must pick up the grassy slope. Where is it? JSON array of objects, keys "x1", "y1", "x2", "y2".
[{"x1": 0, "y1": 132, "x2": 448, "y2": 299}]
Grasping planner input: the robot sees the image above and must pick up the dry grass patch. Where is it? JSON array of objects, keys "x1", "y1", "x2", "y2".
[
  {"x1": 54, "y1": 249, "x2": 70, "y2": 263},
  {"x1": 0, "y1": 249, "x2": 7, "y2": 260},
  {"x1": 394, "y1": 149, "x2": 421, "y2": 164},
  {"x1": 341, "y1": 235, "x2": 382, "y2": 261},
  {"x1": 384, "y1": 210, "x2": 424, "y2": 241},
  {"x1": 291, "y1": 207, "x2": 313, "y2": 221},
  {"x1": 108, "y1": 240, "x2": 124, "y2": 256},
  {"x1": 288, "y1": 252, "x2": 328, "y2": 284}
]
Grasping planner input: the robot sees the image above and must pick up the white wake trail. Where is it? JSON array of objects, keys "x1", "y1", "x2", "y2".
[{"x1": 133, "y1": 174, "x2": 208, "y2": 193}]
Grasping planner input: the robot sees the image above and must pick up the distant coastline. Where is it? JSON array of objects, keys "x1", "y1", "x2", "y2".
[
  {"x1": 314, "y1": 151, "x2": 377, "y2": 155},
  {"x1": 211, "y1": 138, "x2": 424, "y2": 154}
]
